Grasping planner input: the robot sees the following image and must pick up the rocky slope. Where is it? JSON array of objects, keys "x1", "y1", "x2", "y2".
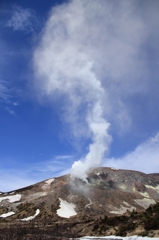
[{"x1": 0, "y1": 167, "x2": 159, "y2": 239}]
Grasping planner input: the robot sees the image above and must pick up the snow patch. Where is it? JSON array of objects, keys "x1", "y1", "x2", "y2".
[
  {"x1": 110, "y1": 204, "x2": 136, "y2": 215},
  {"x1": 45, "y1": 178, "x2": 54, "y2": 185},
  {"x1": 123, "y1": 201, "x2": 131, "y2": 207},
  {"x1": 79, "y1": 236, "x2": 159, "y2": 239},
  {"x1": 111, "y1": 168, "x2": 118, "y2": 170},
  {"x1": 119, "y1": 184, "x2": 127, "y2": 190},
  {"x1": 134, "y1": 198, "x2": 156, "y2": 209},
  {"x1": 132, "y1": 187, "x2": 136, "y2": 192},
  {"x1": 42, "y1": 178, "x2": 54, "y2": 190},
  {"x1": 20, "y1": 209, "x2": 40, "y2": 221},
  {"x1": 0, "y1": 211, "x2": 15, "y2": 218},
  {"x1": 139, "y1": 192, "x2": 149, "y2": 198},
  {"x1": 0, "y1": 194, "x2": 21, "y2": 203},
  {"x1": 145, "y1": 184, "x2": 159, "y2": 192},
  {"x1": 57, "y1": 198, "x2": 77, "y2": 218}
]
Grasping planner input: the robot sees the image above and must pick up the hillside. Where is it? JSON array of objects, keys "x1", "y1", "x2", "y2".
[{"x1": 0, "y1": 167, "x2": 159, "y2": 239}]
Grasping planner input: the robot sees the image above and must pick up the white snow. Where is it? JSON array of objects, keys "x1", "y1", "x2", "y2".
[
  {"x1": 134, "y1": 198, "x2": 156, "y2": 209},
  {"x1": 0, "y1": 194, "x2": 21, "y2": 203},
  {"x1": 145, "y1": 184, "x2": 159, "y2": 192},
  {"x1": 57, "y1": 198, "x2": 77, "y2": 218},
  {"x1": 123, "y1": 201, "x2": 131, "y2": 207},
  {"x1": 45, "y1": 178, "x2": 54, "y2": 185},
  {"x1": 0, "y1": 211, "x2": 15, "y2": 218},
  {"x1": 139, "y1": 192, "x2": 150, "y2": 198},
  {"x1": 110, "y1": 204, "x2": 136, "y2": 215},
  {"x1": 20, "y1": 209, "x2": 40, "y2": 221},
  {"x1": 111, "y1": 168, "x2": 118, "y2": 170},
  {"x1": 42, "y1": 178, "x2": 54, "y2": 190},
  {"x1": 79, "y1": 236, "x2": 159, "y2": 239}
]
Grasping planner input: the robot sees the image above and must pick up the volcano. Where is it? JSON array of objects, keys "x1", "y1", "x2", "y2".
[{"x1": 0, "y1": 167, "x2": 159, "y2": 239}]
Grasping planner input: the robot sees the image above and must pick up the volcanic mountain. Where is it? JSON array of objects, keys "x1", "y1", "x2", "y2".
[{"x1": 0, "y1": 167, "x2": 159, "y2": 239}]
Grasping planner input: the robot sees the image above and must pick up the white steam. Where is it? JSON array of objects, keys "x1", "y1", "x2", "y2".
[
  {"x1": 71, "y1": 102, "x2": 111, "y2": 181},
  {"x1": 33, "y1": 0, "x2": 159, "y2": 179},
  {"x1": 33, "y1": 0, "x2": 112, "y2": 180}
]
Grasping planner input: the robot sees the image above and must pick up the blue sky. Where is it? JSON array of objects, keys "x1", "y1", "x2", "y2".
[{"x1": 0, "y1": 0, "x2": 159, "y2": 191}]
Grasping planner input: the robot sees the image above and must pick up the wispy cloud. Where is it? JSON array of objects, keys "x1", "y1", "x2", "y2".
[
  {"x1": 0, "y1": 80, "x2": 9, "y2": 101},
  {"x1": 7, "y1": 5, "x2": 40, "y2": 33},
  {"x1": 0, "y1": 155, "x2": 74, "y2": 192},
  {"x1": 56, "y1": 155, "x2": 73, "y2": 160},
  {"x1": 0, "y1": 171, "x2": 35, "y2": 192},
  {"x1": 0, "y1": 41, "x2": 12, "y2": 107},
  {"x1": 105, "y1": 132, "x2": 159, "y2": 174},
  {"x1": 5, "y1": 107, "x2": 15, "y2": 115},
  {"x1": 35, "y1": 155, "x2": 74, "y2": 174},
  {"x1": 0, "y1": 79, "x2": 18, "y2": 115}
]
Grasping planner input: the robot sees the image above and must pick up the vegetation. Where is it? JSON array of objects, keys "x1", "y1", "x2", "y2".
[
  {"x1": 0, "y1": 202, "x2": 159, "y2": 239},
  {"x1": 0, "y1": 221, "x2": 80, "y2": 240},
  {"x1": 91, "y1": 202, "x2": 159, "y2": 237}
]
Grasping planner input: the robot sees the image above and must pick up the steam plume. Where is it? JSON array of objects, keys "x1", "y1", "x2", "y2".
[
  {"x1": 33, "y1": 0, "x2": 158, "y2": 180},
  {"x1": 71, "y1": 101, "x2": 111, "y2": 181}
]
